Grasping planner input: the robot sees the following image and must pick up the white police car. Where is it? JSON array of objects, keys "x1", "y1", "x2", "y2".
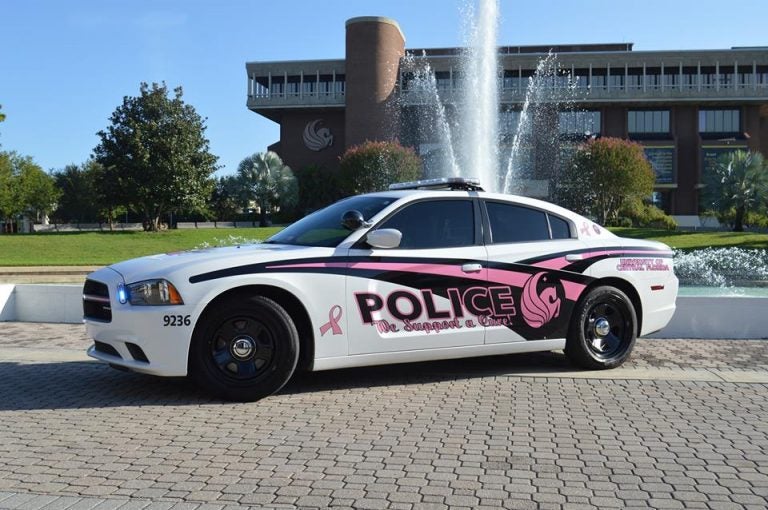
[{"x1": 84, "y1": 178, "x2": 678, "y2": 401}]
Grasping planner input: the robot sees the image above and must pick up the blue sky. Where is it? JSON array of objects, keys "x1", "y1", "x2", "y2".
[{"x1": 1, "y1": 0, "x2": 767, "y2": 176}]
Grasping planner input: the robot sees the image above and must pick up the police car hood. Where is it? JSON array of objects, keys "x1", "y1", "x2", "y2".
[{"x1": 107, "y1": 243, "x2": 336, "y2": 284}]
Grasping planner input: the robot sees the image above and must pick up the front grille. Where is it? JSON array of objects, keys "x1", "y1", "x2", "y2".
[
  {"x1": 83, "y1": 279, "x2": 112, "y2": 322},
  {"x1": 94, "y1": 341, "x2": 121, "y2": 358}
]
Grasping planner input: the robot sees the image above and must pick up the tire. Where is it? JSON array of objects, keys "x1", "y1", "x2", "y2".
[
  {"x1": 565, "y1": 286, "x2": 637, "y2": 370},
  {"x1": 190, "y1": 295, "x2": 299, "y2": 401}
]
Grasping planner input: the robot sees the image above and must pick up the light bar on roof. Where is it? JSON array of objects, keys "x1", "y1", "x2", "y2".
[{"x1": 388, "y1": 177, "x2": 484, "y2": 191}]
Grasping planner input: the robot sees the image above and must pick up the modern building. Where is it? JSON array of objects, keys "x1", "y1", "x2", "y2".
[{"x1": 246, "y1": 16, "x2": 768, "y2": 223}]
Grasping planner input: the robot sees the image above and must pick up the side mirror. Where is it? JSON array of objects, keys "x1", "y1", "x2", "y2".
[
  {"x1": 366, "y1": 229, "x2": 402, "y2": 249},
  {"x1": 341, "y1": 210, "x2": 369, "y2": 231}
]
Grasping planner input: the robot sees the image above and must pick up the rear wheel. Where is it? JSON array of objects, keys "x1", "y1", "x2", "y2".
[
  {"x1": 565, "y1": 286, "x2": 637, "y2": 370},
  {"x1": 190, "y1": 295, "x2": 299, "y2": 401}
]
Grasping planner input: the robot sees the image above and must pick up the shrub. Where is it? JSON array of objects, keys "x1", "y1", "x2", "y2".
[
  {"x1": 338, "y1": 140, "x2": 422, "y2": 195},
  {"x1": 619, "y1": 200, "x2": 677, "y2": 230},
  {"x1": 552, "y1": 137, "x2": 655, "y2": 225},
  {"x1": 293, "y1": 164, "x2": 344, "y2": 214}
]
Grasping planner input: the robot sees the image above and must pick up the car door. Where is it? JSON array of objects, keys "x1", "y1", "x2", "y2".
[
  {"x1": 481, "y1": 199, "x2": 588, "y2": 344},
  {"x1": 345, "y1": 197, "x2": 488, "y2": 355}
]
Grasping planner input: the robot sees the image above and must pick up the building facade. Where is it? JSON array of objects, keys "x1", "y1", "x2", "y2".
[{"x1": 246, "y1": 16, "x2": 768, "y2": 222}]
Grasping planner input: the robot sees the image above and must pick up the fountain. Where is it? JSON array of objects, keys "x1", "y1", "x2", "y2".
[
  {"x1": 397, "y1": 0, "x2": 768, "y2": 304},
  {"x1": 398, "y1": 0, "x2": 581, "y2": 196}
]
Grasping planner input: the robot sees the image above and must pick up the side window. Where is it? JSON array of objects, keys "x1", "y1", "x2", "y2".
[
  {"x1": 486, "y1": 202, "x2": 550, "y2": 243},
  {"x1": 548, "y1": 214, "x2": 572, "y2": 239},
  {"x1": 377, "y1": 200, "x2": 475, "y2": 249}
]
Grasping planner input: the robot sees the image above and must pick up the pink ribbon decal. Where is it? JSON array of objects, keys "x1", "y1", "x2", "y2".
[{"x1": 319, "y1": 305, "x2": 343, "y2": 336}]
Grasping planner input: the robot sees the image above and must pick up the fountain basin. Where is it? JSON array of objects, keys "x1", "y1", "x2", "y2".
[{"x1": 649, "y1": 291, "x2": 768, "y2": 340}]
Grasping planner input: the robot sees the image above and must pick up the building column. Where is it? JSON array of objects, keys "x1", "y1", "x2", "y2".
[
  {"x1": 744, "y1": 105, "x2": 762, "y2": 153},
  {"x1": 673, "y1": 105, "x2": 700, "y2": 215},
  {"x1": 344, "y1": 16, "x2": 406, "y2": 148}
]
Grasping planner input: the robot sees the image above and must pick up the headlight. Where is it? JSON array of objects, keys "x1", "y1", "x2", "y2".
[{"x1": 125, "y1": 279, "x2": 184, "y2": 306}]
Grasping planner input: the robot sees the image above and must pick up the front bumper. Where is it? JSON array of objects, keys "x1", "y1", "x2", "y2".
[{"x1": 84, "y1": 268, "x2": 194, "y2": 377}]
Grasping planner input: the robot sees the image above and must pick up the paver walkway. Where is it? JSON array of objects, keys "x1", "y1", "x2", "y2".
[{"x1": 0, "y1": 324, "x2": 766, "y2": 509}]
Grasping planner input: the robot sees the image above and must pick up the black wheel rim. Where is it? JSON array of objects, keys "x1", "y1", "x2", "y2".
[
  {"x1": 209, "y1": 315, "x2": 276, "y2": 380},
  {"x1": 583, "y1": 296, "x2": 632, "y2": 360}
]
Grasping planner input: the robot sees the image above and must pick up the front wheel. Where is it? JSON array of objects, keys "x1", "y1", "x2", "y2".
[
  {"x1": 565, "y1": 286, "x2": 637, "y2": 370},
  {"x1": 190, "y1": 295, "x2": 299, "y2": 401}
]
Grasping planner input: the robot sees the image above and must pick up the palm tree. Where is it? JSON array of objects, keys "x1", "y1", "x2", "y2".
[
  {"x1": 711, "y1": 150, "x2": 768, "y2": 232},
  {"x1": 237, "y1": 152, "x2": 297, "y2": 227}
]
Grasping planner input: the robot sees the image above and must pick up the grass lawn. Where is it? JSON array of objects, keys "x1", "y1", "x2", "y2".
[
  {"x1": 610, "y1": 228, "x2": 768, "y2": 251},
  {"x1": 1, "y1": 226, "x2": 766, "y2": 266},
  {"x1": 0, "y1": 228, "x2": 282, "y2": 266}
]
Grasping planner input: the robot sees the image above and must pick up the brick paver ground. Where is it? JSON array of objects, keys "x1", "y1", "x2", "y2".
[{"x1": 0, "y1": 324, "x2": 766, "y2": 509}]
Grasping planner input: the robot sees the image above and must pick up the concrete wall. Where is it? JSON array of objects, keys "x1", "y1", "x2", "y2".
[
  {"x1": 649, "y1": 296, "x2": 768, "y2": 340},
  {"x1": 0, "y1": 284, "x2": 82, "y2": 324}
]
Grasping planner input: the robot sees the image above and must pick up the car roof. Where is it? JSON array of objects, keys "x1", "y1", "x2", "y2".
[{"x1": 363, "y1": 189, "x2": 584, "y2": 222}]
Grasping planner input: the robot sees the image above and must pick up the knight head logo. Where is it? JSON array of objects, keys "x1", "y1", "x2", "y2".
[
  {"x1": 303, "y1": 119, "x2": 334, "y2": 151},
  {"x1": 521, "y1": 272, "x2": 562, "y2": 328}
]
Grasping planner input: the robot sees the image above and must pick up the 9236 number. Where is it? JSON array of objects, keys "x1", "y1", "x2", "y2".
[{"x1": 163, "y1": 315, "x2": 191, "y2": 327}]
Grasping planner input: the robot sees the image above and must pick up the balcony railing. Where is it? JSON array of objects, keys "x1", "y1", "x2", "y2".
[
  {"x1": 399, "y1": 81, "x2": 768, "y2": 106},
  {"x1": 247, "y1": 90, "x2": 345, "y2": 109}
]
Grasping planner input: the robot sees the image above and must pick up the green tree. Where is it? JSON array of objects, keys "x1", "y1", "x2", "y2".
[
  {"x1": 93, "y1": 82, "x2": 218, "y2": 231},
  {"x1": 0, "y1": 104, "x2": 5, "y2": 148},
  {"x1": 553, "y1": 137, "x2": 655, "y2": 226},
  {"x1": 53, "y1": 163, "x2": 99, "y2": 223},
  {"x1": 0, "y1": 151, "x2": 60, "y2": 232},
  {"x1": 0, "y1": 153, "x2": 14, "y2": 230},
  {"x1": 209, "y1": 175, "x2": 244, "y2": 221},
  {"x1": 338, "y1": 140, "x2": 422, "y2": 195},
  {"x1": 293, "y1": 164, "x2": 344, "y2": 214},
  {"x1": 703, "y1": 150, "x2": 768, "y2": 232},
  {"x1": 237, "y1": 151, "x2": 298, "y2": 227}
]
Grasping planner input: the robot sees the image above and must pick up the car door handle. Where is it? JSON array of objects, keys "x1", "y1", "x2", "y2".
[
  {"x1": 461, "y1": 263, "x2": 483, "y2": 273},
  {"x1": 565, "y1": 254, "x2": 583, "y2": 261}
]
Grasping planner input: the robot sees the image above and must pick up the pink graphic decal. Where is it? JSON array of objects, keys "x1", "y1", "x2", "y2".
[
  {"x1": 531, "y1": 249, "x2": 674, "y2": 271},
  {"x1": 617, "y1": 258, "x2": 671, "y2": 272},
  {"x1": 521, "y1": 273, "x2": 562, "y2": 328},
  {"x1": 319, "y1": 305, "x2": 343, "y2": 336},
  {"x1": 579, "y1": 222, "x2": 591, "y2": 237}
]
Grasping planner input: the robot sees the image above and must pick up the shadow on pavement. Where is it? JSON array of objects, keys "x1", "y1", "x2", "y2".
[{"x1": 0, "y1": 350, "x2": 576, "y2": 411}]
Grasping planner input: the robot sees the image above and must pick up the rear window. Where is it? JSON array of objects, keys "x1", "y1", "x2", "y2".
[{"x1": 486, "y1": 202, "x2": 550, "y2": 243}]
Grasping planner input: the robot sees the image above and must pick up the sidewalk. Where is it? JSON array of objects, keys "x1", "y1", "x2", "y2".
[
  {"x1": 1, "y1": 323, "x2": 767, "y2": 509},
  {"x1": 0, "y1": 267, "x2": 100, "y2": 284}
]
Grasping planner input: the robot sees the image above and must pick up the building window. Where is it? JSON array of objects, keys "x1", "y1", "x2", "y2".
[
  {"x1": 628, "y1": 110, "x2": 670, "y2": 134},
  {"x1": 590, "y1": 69, "x2": 606, "y2": 89},
  {"x1": 701, "y1": 66, "x2": 717, "y2": 89},
  {"x1": 608, "y1": 69, "x2": 624, "y2": 89},
  {"x1": 699, "y1": 109, "x2": 740, "y2": 133},
  {"x1": 651, "y1": 192, "x2": 670, "y2": 214},
  {"x1": 435, "y1": 71, "x2": 451, "y2": 91},
  {"x1": 682, "y1": 67, "x2": 698, "y2": 89},
  {"x1": 645, "y1": 68, "x2": 662, "y2": 90},
  {"x1": 499, "y1": 110, "x2": 520, "y2": 134},
  {"x1": 559, "y1": 111, "x2": 601, "y2": 136},
  {"x1": 663, "y1": 72, "x2": 678, "y2": 88},
  {"x1": 627, "y1": 68, "x2": 643, "y2": 90},
  {"x1": 719, "y1": 66, "x2": 735, "y2": 89},
  {"x1": 573, "y1": 69, "x2": 590, "y2": 89}
]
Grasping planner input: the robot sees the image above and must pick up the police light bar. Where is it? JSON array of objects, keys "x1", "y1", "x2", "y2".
[{"x1": 388, "y1": 177, "x2": 484, "y2": 191}]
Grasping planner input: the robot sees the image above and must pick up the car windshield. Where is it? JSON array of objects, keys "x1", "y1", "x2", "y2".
[{"x1": 265, "y1": 195, "x2": 398, "y2": 247}]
